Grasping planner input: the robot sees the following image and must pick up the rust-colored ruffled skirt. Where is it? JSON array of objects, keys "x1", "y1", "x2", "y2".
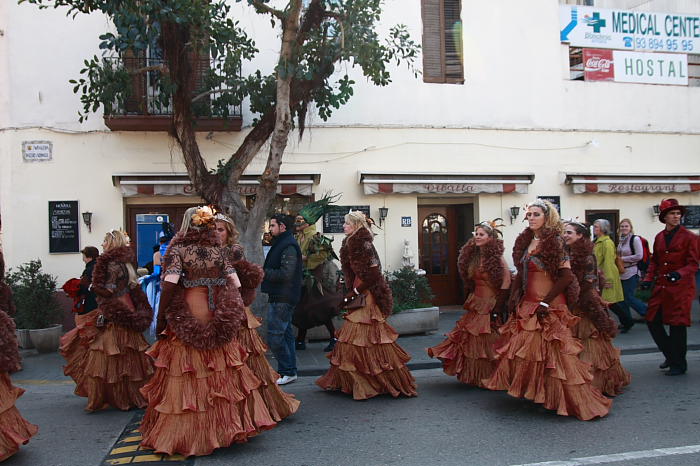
[
  {"x1": 572, "y1": 310, "x2": 631, "y2": 396},
  {"x1": 238, "y1": 307, "x2": 300, "y2": 421},
  {"x1": 60, "y1": 309, "x2": 153, "y2": 412},
  {"x1": 483, "y1": 301, "x2": 612, "y2": 420},
  {"x1": 0, "y1": 372, "x2": 38, "y2": 462},
  {"x1": 427, "y1": 294, "x2": 498, "y2": 387},
  {"x1": 139, "y1": 329, "x2": 278, "y2": 457},
  {"x1": 316, "y1": 292, "x2": 417, "y2": 400}
]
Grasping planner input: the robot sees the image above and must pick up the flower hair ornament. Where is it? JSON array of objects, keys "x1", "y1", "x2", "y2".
[
  {"x1": 191, "y1": 206, "x2": 215, "y2": 227},
  {"x1": 527, "y1": 198, "x2": 550, "y2": 213},
  {"x1": 474, "y1": 218, "x2": 505, "y2": 237}
]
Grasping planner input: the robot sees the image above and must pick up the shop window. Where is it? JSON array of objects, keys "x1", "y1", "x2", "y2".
[{"x1": 421, "y1": 0, "x2": 464, "y2": 84}]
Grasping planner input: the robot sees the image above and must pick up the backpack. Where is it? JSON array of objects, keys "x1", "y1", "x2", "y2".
[{"x1": 629, "y1": 234, "x2": 651, "y2": 274}]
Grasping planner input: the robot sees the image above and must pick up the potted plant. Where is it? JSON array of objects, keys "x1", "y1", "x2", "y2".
[
  {"x1": 6, "y1": 259, "x2": 64, "y2": 352},
  {"x1": 385, "y1": 267, "x2": 439, "y2": 335}
]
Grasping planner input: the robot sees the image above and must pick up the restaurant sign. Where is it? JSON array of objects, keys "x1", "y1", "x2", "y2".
[{"x1": 560, "y1": 6, "x2": 700, "y2": 53}]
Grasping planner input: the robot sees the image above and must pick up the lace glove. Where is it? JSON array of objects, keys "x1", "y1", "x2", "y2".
[
  {"x1": 156, "y1": 281, "x2": 177, "y2": 338},
  {"x1": 536, "y1": 268, "x2": 574, "y2": 318}
]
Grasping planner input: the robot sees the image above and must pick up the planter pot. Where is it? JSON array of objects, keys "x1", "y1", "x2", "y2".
[
  {"x1": 15, "y1": 329, "x2": 34, "y2": 349},
  {"x1": 28, "y1": 324, "x2": 63, "y2": 353},
  {"x1": 305, "y1": 306, "x2": 440, "y2": 340}
]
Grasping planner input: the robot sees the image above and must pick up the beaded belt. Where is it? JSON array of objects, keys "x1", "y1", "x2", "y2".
[{"x1": 182, "y1": 277, "x2": 226, "y2": 310}]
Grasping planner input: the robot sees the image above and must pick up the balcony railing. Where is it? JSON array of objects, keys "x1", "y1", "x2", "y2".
[{"x1": 103, "y1": 57, "x2": 242, "y2": 132}]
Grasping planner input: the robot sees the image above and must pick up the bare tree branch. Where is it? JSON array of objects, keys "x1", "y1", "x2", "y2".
[{"x1": 250, "y1": 0, "x2": 284, "y2": 19}]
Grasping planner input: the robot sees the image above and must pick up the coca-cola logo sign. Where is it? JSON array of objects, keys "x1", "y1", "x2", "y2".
[{"x1": 583, "y1": 48, "x2": 614, "y2": 81}]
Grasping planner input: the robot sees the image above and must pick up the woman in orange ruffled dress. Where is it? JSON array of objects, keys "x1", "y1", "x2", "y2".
[
  {"x1": 140, "y1": 207, "x2": 277, "y2": 457},
  {"x1": 214, "y1": 214, "x2": 300, "y2": 421},
  {"x1": 63, "y1": 230, "x2": 153, "y2": 412},
  {"x1": 483, "y1": 199, "x2": 611, "y2": 420},
  {"x1": 428, "y1": 220, "x2": 511, "y2": 387},
  {"x1": 316, "y1": 211, "x2": 417, "y2": 400},
  {"x1": 564, "y1": 221, "x2": 631, "y2": 396},
  {"x1": 0, "y1": 250, "x2": 38, "y2": 461}
]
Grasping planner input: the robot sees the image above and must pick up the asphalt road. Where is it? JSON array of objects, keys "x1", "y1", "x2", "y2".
[{"x1": 5, "y1": 351, "x2": 700, "y2": 466}]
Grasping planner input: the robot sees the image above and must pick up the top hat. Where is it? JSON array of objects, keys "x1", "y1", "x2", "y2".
[{"x1": 658, "y1": 198, "x2": 686, "y2": 223}]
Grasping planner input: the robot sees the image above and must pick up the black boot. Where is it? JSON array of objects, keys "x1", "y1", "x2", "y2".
[
  {"x1": 295, "y1": 340, "x2": 306, "y2": 350},
  {"x1": 323, "y1": 338, "x2": 337, "y2": 352}
]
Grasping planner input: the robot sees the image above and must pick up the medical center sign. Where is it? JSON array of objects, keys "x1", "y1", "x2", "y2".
[{"x1": 560, "y1": 5, "x2": 700, "y2": 53}]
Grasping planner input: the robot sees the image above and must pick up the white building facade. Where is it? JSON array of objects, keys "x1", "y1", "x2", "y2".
[{"x1": 1, "y1": 0, "x2": 699, "y2": 305}]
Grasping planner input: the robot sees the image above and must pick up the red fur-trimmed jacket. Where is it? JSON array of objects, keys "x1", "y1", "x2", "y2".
[
  {"x1": 340, "y1": 227, "x2": 393, "y2": 317},
  {"x1": 458, "y1": 237, "x2": 507, "y2": 296},
  {"x1": 567, "y1": 238, "x2": 618, "y2": 338},
  {"x1": 92, "y1": 246, "x2": 153, "y2": 332},
  {"x1": 510, "y1": 227, "x2": 580, "y2": 312}
]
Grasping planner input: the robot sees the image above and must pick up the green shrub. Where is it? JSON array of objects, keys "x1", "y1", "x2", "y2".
[
  {"x1": 6, "y1": 259, "x2": 63, "y2": 329},
  {"x1": 386, "y1": 267, "x2": 434, "y2": 314}
]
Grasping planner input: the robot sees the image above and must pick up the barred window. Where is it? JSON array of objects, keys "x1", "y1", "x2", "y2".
[{"x1": 421, "y1": 0, "x2": 464, "y2": 84}]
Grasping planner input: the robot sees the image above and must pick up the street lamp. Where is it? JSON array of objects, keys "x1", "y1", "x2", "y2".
[
  {"x1": 378, "y1": 207, "x2": 389, "y2": 227},
  {"x1": 509, "y1": 206, "x2": 520, "y2": 224},
  {"x1": 82, "y1": 211, "x2": 93, "y2": 233}
]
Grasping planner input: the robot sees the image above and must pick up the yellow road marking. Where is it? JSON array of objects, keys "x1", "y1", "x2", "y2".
[
  {"x1": 120, "y1": 435, "x2": 143, "y2": 443},
  {"x1": 110, "y1": 445, "x2": 139, "y2": 454},
  {"x1": 104, "y1": 458, "x2": 132, "y2": 465},
  {"x1": 131, "y1": 454, "x2": 163, "y2": 462},
  {"x1": 166, "y1": 455, "x2": 187, "y2": 461}
]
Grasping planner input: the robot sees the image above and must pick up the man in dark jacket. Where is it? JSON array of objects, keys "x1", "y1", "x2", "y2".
[
  {"x1": 78, "y1": 246, "x2": 100, "y2": 314},
  {"x1": 261, "y1": 214, "x2": 303, "y2": 385},
  {"x1": 641, "y1": 199, "x2": 700, "y2": 376}
]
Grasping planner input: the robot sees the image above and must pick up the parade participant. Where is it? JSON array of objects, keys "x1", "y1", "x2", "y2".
[
  {"x1": 483, "y1": 199, "x2": 611, "y2": 420},
  {"x1": 593, "y1": 219, "x2": 632, "y2": 333},
  {"x1": 564, "y1": 221, "x2": 630, "y2": 396},
  {"x1": 261, "y1": 214, "x2": 303, "y2": 386},
  {"x1": 293, "y1": 194, "x2": 342, "y2": 352},
  {"x1": 316, "y1": 211, "x2": 417, "y2": 400},
  {"x1": 61, "y1": 230, "x2": 153, "y2": 412},
  {"x1": 641, "y1": 199, "x2": 699, "y2": 376},
  {"x1": 0, "y1": 250, "x2": 38, "y2": 462},
  {"x1": 427, "y1": 219, "x2": 510, "y2": 387},
  {"x1": 140, "y1": 207, "x2": 276, "y2": 456},
  {"x1": 214, "y1": 214, "x2": 300, "y2": 422}
]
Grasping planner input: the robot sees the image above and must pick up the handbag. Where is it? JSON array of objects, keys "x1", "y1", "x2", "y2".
[
  {"x1": 615, "y1": 255, "x2": 625, "y2": 274},
  {"x1": 343, "y1": 293, "x2": 366, "y2": 310}
]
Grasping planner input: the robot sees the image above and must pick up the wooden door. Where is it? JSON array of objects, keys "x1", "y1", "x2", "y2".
[
  {"x1": 418, "y1": 206, "x2": 460, "y2": 305},
  {"x1": 585, "y1": 209, "x2": 620, "y2": 244}
]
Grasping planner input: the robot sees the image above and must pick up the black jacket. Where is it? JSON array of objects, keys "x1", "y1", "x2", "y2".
[
  {"x1": 79, "y1": 259, "x2": 98, "y2": 314},
  {"x1": 262, "y1": 231, "x2": 302, "y2": 304}
]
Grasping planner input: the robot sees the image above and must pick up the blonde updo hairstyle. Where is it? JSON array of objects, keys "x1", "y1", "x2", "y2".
[
  {"x1": 344, "y1": 210, "x2": 371, "y2": 233},
  {"x1": 527, "y1": 199, "x2": 562, "y2": 234},
  {"x1": 102, "y1": 230, "x2": 138, "y2": 288}
]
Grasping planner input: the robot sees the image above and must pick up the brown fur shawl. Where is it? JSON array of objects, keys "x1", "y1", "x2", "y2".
[
  {"x1": 0, "y1": 310, "x2": 21, "y2": 373},
  {"x1": 458, "y1": 238, "x2": 505, "y2": 295},
  {"x1": 163, "y1": 228, "x2": 245, "y2": 350},
  {"x1": 340, "y1": 227, "x2": 393, "y2": 317},
  {"x1": 512, "y1": 227, "x2": 580, "y2": 307},
  {"x1": 233, "y1": 255, "x2": 264, "y2": 307},
  {"x1": 568, "y1": 238, "x2": 618, "y2": 338},
  {"x1": 92, "y1": 246, "x2": 153, "y2": 333}
]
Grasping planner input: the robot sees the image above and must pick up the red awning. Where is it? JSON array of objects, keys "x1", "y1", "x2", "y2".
[
  {"x1": 360, "y1": 172, "x2": 534, "y2": 195},
  {"x1": 565, "y1": 173, "x2": 700, "y2": 194},
  {"x1": 112, "y1": 172, "x2": 318, "y2": 197}
]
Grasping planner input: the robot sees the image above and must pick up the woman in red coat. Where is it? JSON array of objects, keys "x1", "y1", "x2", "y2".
[{"x1": 641, "y1": 199, "x2": 700, "y2": 376}]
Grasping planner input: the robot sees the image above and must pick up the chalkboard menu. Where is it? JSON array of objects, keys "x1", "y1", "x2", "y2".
[
  {"x1": 323, "y1": 205, "x2": 370, "y2": 234},
  {"x1": 682, "y1": 205, "x2": 700, "y2": 229},
  {"x1": 49, "y1": 201, "x2": 80, "y2": 253}
]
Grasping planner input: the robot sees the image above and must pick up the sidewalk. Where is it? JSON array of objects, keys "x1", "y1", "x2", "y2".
[
  {"x1": 292, "y1": 301, "x2": 700, "y2": 376},
  {"x1": 15, "y1": 301, "x2": 700, "y2": 381}
]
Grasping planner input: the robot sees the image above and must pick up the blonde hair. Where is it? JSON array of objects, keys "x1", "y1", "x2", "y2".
[
  {"x1": 527, "y1": 199, "x2": 562, "y2": 233},
  {"x1": 103, "y1": 230, "x2": 138, "y2": 287},
  {"x1": 344, "y1": 210, "x2": 370, "y2": 233},
  {"x1": 215, "y1": 214, "x2": 240, "y2": 245},
  {"x1": 619, "y1": 218, "x2": 634, "y2": 233}
]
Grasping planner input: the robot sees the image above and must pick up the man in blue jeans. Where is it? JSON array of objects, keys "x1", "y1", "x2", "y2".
[{"x1": 262, "y1": 214, "x2": 303, "y2": 385}]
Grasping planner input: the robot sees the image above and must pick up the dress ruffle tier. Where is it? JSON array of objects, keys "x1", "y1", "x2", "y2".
[
  {"x1": 238, "y1": 307, "x2": 300, "y2": 421},
  {"x1": 483, "y1": 301, "x2": 612, "y2": 421},
  {"x1": 427, "y1": 294, "x2": 498, "y2": 387},
  {"x1": 315, "y1": 293, "x2": 417, "y2": 400},
  {"x1": 571, "y1": 310, "x2": 631, "y2": 396},
  {"x1": 0, "y1": 373, "x2": 38, "y2": 462},
  {"x1": 139, "y1": 329, "x2": 277, "y2": 457},
  {"x1": 61, "y1": 311, "x2": 153, "y2": 412}
]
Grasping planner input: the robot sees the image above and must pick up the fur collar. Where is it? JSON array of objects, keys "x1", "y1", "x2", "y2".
[
  {"x1": 567, "y1": 237, "x2": 594, "y2": 285},
  {"x1": 513, "y1": 227, "x2": 564, "y2": 278},
  {"x1": 97, "y1": 245, "x2": 134, "y2": 265},
  {"x1": 169, "y1": 227, "x2": 219, "y2": 249},
  {"x1": 458, "y1": 238, "x2": 506, "y2": 291}
]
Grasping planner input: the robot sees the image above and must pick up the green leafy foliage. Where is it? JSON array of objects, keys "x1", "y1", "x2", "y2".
[
  {"x1": 386, "y1": 267, "x2": 434, "y2": 314},
  {"x1": 5, "y1": 260, "x2": 63, "y2": 329}
]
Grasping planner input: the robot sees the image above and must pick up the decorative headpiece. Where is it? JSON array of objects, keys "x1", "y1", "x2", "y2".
[
  {"x1": 475, "y1": 218, "x2": 505, "y2": 237},
  {"x1": 191, "y1": 206, "x2": 215, "y2": 227},
  {"x1": 527, "y1": 198, "x2": 549, "y2": 213},
  {"x1": 564, "y1": 217, "x2": 587, "y2": 230},
  {"x1": 214, "y1": 212, "x2": 235, "y2": 226},
  {"x1": 658, "y1": 198, "x2": 686, "y2": 223},
  {"x1": 298, "y1": 192, "x2": 341, "y2": 224}
]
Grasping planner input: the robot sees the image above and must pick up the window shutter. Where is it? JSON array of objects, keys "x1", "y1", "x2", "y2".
[
  {"x1": 421, "y1": 0, "x2": 463, "y2": 84},
  {"x1": 421, "y1": 0, "x2": 444, "y2": 83}
]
